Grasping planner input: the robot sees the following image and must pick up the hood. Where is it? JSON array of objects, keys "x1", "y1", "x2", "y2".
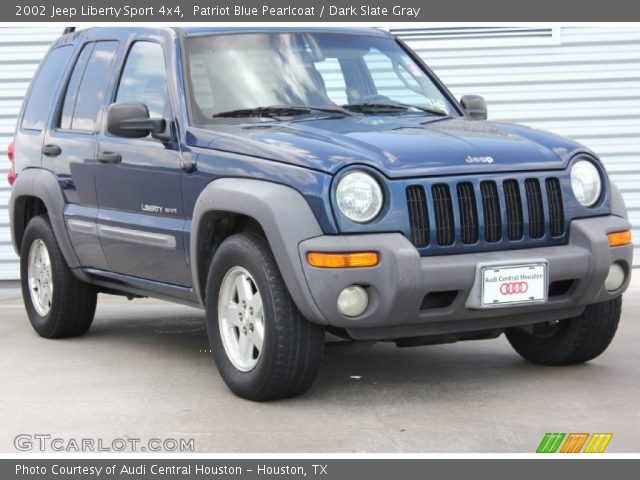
[{"x1": 187, "y1": 116, "x2": 587, "y2": 178}]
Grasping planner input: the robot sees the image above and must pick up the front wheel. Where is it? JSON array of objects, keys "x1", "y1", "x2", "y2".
[
  {"x1": 506, "y1": 297, "x2": 622, "y2": 365},
  {"x1": 205, "y1": 232, "x2": 324, "y2": 401}
]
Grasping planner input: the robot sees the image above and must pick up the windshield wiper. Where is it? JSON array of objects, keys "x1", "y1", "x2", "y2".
[
  {"x1": 212, "y1": 105, "x2": 355, "y2": 118},
  {"x1": 392, "y1": 102, "x2": 449, "y2": 116},
  {"x1": 213, "y1": 106, "x2": 311, "y2": 118},
  {"x1": 342, "y1": 102, "x2": 448, "y2": 116}
]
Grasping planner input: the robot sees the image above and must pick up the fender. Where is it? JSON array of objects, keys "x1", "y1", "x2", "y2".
[
  {"x1": 609, "y1": 181, "x2": 628, "y2": 219},
  {"x1": 190, "y1": 178, "x2": 328, "y2": 324},
  {"x1": 9, "y1": 168, "x2": 81, "y2": 269}
]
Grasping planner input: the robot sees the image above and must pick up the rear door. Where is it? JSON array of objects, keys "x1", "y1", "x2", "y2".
[
  {"x1": 44, "y1": 40, "x2": 120, "y2": 270},
  {"x1": 94, "y1": 40, "x2": 190, "y2": 286}
]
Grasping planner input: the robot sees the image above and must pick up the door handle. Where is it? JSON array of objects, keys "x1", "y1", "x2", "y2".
[
  {"x1": 41, "y1": 144, "x2": 61, "y2": 157},
  {"x1": 97, "y1": 151, "x2": 122, "y2": 164}
]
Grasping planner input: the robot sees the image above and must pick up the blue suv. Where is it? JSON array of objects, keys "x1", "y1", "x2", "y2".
[{"x1": 8, "y1": 27, "x2": 633, "y2": 400}]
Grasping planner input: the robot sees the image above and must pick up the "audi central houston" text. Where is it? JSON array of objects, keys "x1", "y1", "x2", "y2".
[
  {"x1": 485, "y1": 272, "x2": 544, "y2": 283},
  {"x1": 16, "y1": 464, "x2": 327, "y2": 476}
]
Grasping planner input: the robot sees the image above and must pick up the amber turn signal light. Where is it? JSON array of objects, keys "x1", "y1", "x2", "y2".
[
  {"x1": 307, "y1": 251, "x2": 379, "y2": 268},
  {"x1": 608, "y1": 230, "x2": 632, "y2": 247}
]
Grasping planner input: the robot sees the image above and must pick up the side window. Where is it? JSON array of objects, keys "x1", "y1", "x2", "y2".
[
  {"x1": 116, "y1": 42, "x2": 169, "y2": 119},
  {"x1": 21, "y1": 45, "x2": 73, "y2": 131},
  {"x1": 314, "y1": 58, "x2": 348, "y2": 105},
  {"x1": 59, "y1": 41, "x2": 119, "y2": 132},
  {"x1": 59, "y1": 44, "x2": 93, "y2": 130}
]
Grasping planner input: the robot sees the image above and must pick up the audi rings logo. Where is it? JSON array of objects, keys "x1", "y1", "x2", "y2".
[{"x1": 500, "y1": 281, "x2": 529, "y2": 295}]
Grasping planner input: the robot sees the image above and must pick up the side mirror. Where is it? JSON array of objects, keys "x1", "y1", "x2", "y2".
[
  {"x1": 106, "y1": 102, "x2": 167, "y2": 140},
  {"x1": 460, "y1": 95, "x2": 488, "y2": 120}
]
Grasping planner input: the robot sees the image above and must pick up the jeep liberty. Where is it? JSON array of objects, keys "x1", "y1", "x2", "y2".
[{"x1": 8, "y1": 28, "x2": 633, "y2": 400}]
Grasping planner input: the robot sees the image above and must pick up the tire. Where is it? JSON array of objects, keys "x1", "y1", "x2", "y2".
[
  {"x1": 20, "y1": 215, "x2": 97, "y2": 338},
  {"x1": 205, "y1": 232, "x2": 324, "y2": 401},
  {"x1": 506, "y1": 297, "x2": 622, "y2": 365}
]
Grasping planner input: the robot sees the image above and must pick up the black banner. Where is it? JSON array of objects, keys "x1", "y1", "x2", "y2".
[
  {"x1": 7, "y1": 0, "x2": 640, "y2": 22},
  {"x1": 4, "y1": 459, "x2": 640, "y2": 480}
]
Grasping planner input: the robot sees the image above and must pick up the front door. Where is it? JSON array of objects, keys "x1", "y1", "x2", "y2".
[{"x1": 94, "y1": 41, "x2": 190, "y2": 286}]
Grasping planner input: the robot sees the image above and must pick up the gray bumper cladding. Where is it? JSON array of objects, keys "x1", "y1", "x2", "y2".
[{"x1": 297, "y1": 215, "x2": 633, "y2": 340}]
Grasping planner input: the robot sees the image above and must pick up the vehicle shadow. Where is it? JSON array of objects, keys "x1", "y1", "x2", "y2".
[
  {"x1": 83, "y1": 299, "x2": 607, "y2": 406},
  {"x1": 312, "y1": 339, "x2": 536, "y2": 397}
]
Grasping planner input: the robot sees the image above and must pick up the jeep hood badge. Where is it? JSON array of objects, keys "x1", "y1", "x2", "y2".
[{"x1": 465, "y1": 156, "x2": 495, "y2": 164}]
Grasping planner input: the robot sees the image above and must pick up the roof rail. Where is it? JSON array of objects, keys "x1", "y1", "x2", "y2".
[{"x1": 63, "y1": 27, "x2": 76, "y2": 34}]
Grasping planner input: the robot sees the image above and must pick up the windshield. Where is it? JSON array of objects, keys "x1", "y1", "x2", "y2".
[{"x1": 183, "y1": 32, "x2": 459, "y2": 123}]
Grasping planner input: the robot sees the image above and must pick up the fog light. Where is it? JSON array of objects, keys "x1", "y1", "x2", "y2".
[
  {"x1": 605, "y1": 262, "x2": 625, "y2": 291},
  {"x1": 337, "y1": 286, "x2": 368, "y2": 317}
]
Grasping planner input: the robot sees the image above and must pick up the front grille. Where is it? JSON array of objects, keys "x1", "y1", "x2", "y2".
[
  {"x1": 406, "y1": 185, "x2": 429, "y2": 247},
  {"x1": 546, "y1": 178, "x2": 564, "y2": 237},
  {"x1": 406, "y1": 176, "x2": 566, "y2": 250},
  {"x1": 432, "y1": 184, "x2": 455, "y2": 246},
  {"x1": 525, "y1": 179, "x2": 544, "y2": 239},
  {"x1": 503, "y1": 179, "x2": 524, "y2": 240},
  {"x1": 480, "y1": 181, "x2": 501, "y2": 242},
  {"x1": 457, "y1": 182, "x2": 479, "y2": 244}
]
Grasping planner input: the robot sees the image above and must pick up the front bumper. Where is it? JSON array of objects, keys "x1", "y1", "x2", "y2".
[{"x1": 298, "y1": 215, "x2": 633, "y2": 340}]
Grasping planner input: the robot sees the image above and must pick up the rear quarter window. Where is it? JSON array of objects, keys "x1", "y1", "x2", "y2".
[
  {"x1": 21, "y1": 45, "x2": 73, "y2": 131},
  {"x1": 58, "y1": 41, "x2": 119, "y2": 132}
]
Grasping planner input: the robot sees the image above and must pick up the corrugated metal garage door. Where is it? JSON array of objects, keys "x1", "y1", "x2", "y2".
[
  {"x1": 0, "y1": 28, "x2": 62, "y2": 279},
  {"x1": 392, "y1": 27, "x2": 640, "y2": 265},
  {"x1": 0, "y1": 27, "x2": 638, "y2": 280}
]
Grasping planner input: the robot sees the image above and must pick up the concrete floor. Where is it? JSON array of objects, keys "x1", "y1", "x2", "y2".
[{"x1": 1, "y1": 278, "x2": 639, "y2": 453}]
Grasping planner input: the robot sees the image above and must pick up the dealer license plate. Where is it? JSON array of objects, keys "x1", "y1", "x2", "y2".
[{"x1": 481, "y1": 263, "x2": 547, "y2": 307}]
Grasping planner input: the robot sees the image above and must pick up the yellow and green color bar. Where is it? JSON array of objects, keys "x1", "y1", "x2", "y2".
[{"x1": 537, "y1": 433, "x2": 613, "y2": 453}]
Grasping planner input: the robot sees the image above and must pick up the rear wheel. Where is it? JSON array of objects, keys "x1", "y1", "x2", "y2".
[
  {"x1": 20, "y1": 215, "x2": 97, "y2": 338},
  {"x1": 506, "y1": 297, "x2": 622, "y2": 365},
  {"x1": 205, "y1": 232, "x2": 324, "y2": 401}
]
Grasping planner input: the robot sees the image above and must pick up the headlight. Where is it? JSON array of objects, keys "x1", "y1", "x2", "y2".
[
  {"x1": 336, "y1": 171, "x2": 384, "y2": 223},
  {"x1": 571, "y1": 159, "x2": 602, "y2": 207}
]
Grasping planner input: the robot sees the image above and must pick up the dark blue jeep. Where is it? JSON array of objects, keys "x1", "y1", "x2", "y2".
[{"x1": 8, "y1": 27, "x2": 633, "y2": 400}]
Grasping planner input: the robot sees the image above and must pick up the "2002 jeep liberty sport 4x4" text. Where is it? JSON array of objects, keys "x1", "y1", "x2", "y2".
[{"x1": 8, "y1": 27, "x2": 633, "y2": 400}]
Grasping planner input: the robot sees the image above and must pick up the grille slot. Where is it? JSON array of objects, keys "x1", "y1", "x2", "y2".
[
  {"x1": 432, "y1": 184, "x2": 455, "y2": 246},
  {"x1": 480, "y1": 181, "x2": 501, "y2": 242},
  {"x1": 503, "y1": 180, "x2": 524, "y2": 240},
  {"x1": 456, "y1": 182, "x2": 479, "y2": 244},
  {"x1": 525, "y1": 179, "x2": 545, "y2": 239},
  {"x1": 546, "y1": 177, "x2": 565, "y2": 237},
  {"x1": 406, "y1": 185, "x2": 430, "y2": 248}
]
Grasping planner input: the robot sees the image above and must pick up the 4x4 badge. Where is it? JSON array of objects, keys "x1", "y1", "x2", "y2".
[{"x1": 465, "y1": 155, "x2": 495, "y2": 164}]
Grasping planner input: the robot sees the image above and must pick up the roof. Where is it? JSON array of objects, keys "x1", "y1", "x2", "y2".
[
  {"x1": 54, "y1": 27, "x2": 391, "y2": 48},
  {"x1": 178, "y1": 27, "x2": 389, "y2": 37}
]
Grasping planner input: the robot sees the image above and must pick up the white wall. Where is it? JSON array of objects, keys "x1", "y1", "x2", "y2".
[{"x1": 0, "y1": 28, "x2": 63, "y2": 279}]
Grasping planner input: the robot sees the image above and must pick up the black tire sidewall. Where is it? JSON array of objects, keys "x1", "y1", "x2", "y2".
[
  {"x1": 206, "y1": 234, "x2": 283, "y2": 399},
  {"x1": 507, "y1": 320, "x2": 577, "y2": 364},
  {"x1": 20, "y1": 216, "x2": 64, "y2": 336},
  {"x1": 506, "y1": 297, "x2": 622, "y2": 365}
]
